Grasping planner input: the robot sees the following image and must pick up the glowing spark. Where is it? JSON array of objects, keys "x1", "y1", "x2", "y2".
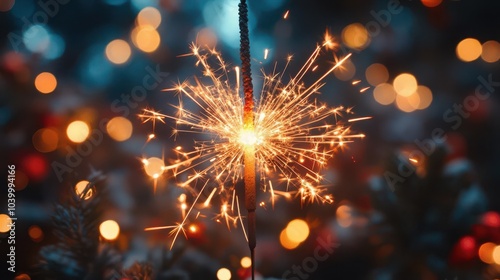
[
  {"x1": 141, "y1": 35, "x2": 365, "y2": 245},
  {"x1": 359, "y1": 86, "x2": 370, "y2": 93},
  {"x1": 264, "y1": 49, "x2": 269, "y2": 60},
  {"x1": 348, "y1": 116, "x2": 372, "y2": 122},
  {"x1": 283, "y1": 10, "x2": 289, "y2": 19},
  {"x1": 409, "y1": 158, "x2": 418, "y2": 163},
  {"x1": 352, "y1": 80, "x2": 361, "y2": 85}
]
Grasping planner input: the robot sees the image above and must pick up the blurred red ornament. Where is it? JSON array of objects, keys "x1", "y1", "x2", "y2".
[
  {"x1": 21, "y1": 153, "x2": 49, "y2": 182},
  {"x1": 449, "y1": 235, "x2": 477, "y2": 265}
]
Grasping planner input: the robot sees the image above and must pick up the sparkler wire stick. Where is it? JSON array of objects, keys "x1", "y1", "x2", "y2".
[{"x1": 238, "y1": 0, "x2": 257, "y2": 279}]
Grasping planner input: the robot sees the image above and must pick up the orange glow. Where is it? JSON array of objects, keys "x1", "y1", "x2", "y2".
[
  {"x1": 415, "y1": 85, "x2": 433, "y2": 110},
  {"x1": 280, "y1": 228, "x2": 300, "y2": 250},
  {"x1": 341, "y1": 23, "x2": 370, "y2": 50},
  {"x1": 99, "y1": 220, "x2": 120, "y2": 240},
  {"x1": 105, "y1": 39, "x2": 132, "y2": 64},
  {"x1": 365, "y1": 63, "x2": 389, "y2": 86},
  {"x1": 32, "y1": 128, "x2": 59, "y2": 153},
  {"x1": 240, "y1": 256, "x2": 251, "y2": 268},
  {"x1": 66, "y1": 120, "x2": 90, "y2": 143},
  {"x1": 143, "y1": 157, "x2": 165, "y2": 178},
  {"x1": 336, "y1": 205, "x2": 353, "y2": 227},
  {"x1": 493, "y1": 245, "x2": 500, "y2": 265},
  {"x1": 132, "y1": 26, "x2": 160, "y2": 53},
  {"x1": 481, "y1": 40, "x2": 500, "y2": 63},
  {"x1": 0, "y1": 214, "x2": 11, "y2": 232},
  {"x1": 137, "y1": 7, "x2": 162, "y2": 29},
  {"x1": 285, "y1": 219, "x2": 310, "y2": 243},
  {"x1": 28, "y1": 225, "x2": 44, "y2": 242},
  {"x1": 106, "y1": 116, "x2": 133, "y2": 141},
  {"x1": 373, "y1": 83, "x2": 397, "y2": 105},
  {"x1": 396, "y1": 92, "x2": 420, "y2": 113},
  {"x1": 456, "y1": 38, "x2": 482, "y2": 62},
  {"x1": 216, "y1": 268, "x2": 231, "y2": 280},
  {"x1": 478, "y1": 242, "x2": 496, "y2": 264},
  {"x1": 75, "y1": 180, "x2": 93, "y2": 200},
  {"x1": 421, "y1": 0, "x2": 442, "y2": 8},
  {"x1": 393, "y1": 73, "x2": 418, "y2": 97},
  {"x1": 34, "y1": 72, "x2": 57, "y2": 94}
]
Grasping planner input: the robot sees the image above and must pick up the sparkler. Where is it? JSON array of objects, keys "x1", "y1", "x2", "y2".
[{"x1": 141, "y1": 2, "x2": 368, "y2": 278}]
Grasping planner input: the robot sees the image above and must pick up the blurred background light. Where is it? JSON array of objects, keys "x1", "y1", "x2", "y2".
[
  {"x1": 105, "y1": 39, "x2": 132, "y2": 64},
  {"x1": 415, "y1": 85, "x2": 433, "y2": 110},
  {"x1": 280, "y1": 228, "x2": 300, "y2": 250},
  {"x1": 0, "y1": 214, "x2": 11, "y2": 233},
  {"x1": 478, "y1": 242, "x2": 496, "y2": 264},
  {"x1": 28, "y1": 225, "x2": 44, "y2": 242},
  {"x1": 75, "y1": 180, "x2": 93, "y2": 200},
  {"x1": 341, "y1": 23, "x2": 370, "y2": 50},
  {"x1": 132, "y1": 26, "x2": 161, "y2": 53},
  {"x1": 216, "y1": 267, "x2": 231, "y2": 280},
  {"x1": 143, "y1": 157, "x2": 165, "y2": 178},
  {"x1": 365, "y1": 63, "x2": 389, "y2": 86},
  {"x1": 285, "y1": 219, "x2": 310, "y2": 243},
  {"x1": 131, "y1": 0, "x2": 157, "y2": 12},
  {"x1": 373, "y1": 83, "x2": 397, "y2": 106},
  {"x1": 66, "y1": 120, "x2": 90, "y2": 143},
  {"x1": 480, "y1": 40, "x2": 500, "y2": 63},
  {"x1": 393, "y1": 73, "x2": 417, "y2": 97},
  {"x1": 334, "y1": 59, "x2": 356, "y2": 81},
  {"x1": 44, "y1": 33, "x2": 66, "y2": 60},
  {"x1": 456, "y1": 38, "x2": 482, "y2": 62},
  {"x1": 0, "y1": 0, "x2": 15, "y2": 12},
  {"x1": 34, "y1": 72, "x2": 57, "y2": 94},
  {"x1": 421, "y1": 0, "x2": 442, "y2": 8},
  {"x1": 99, "y1": 220, "x2": 120, "y2": 240},
  {"x1": 137, "y1": 6, "x2": 162, "y2": 29},
  {"x1": 240, "y1": 256, "x2": 251, "y2": 268},
  {"x1": 23, "y1": 25, "x2": 50, "y2": 53},
  {"x1": 106, "y1": 116, "x2": 133, "y2": 141},
  {"x1": 32, "y1": 127, "x2": 59, "y2": 152}
]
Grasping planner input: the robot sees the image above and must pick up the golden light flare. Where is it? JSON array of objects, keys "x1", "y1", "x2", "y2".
[
  {"x1": 478, "y1": 242, "x2": 496, "y2": 264},
  {"x1": 75, "y1": 180, "x2": 93, "y2": 200},
  {"x1": 132, "y1": 26, "x2": 161, "y2": 53},
  {"x1": 99, "y1": 220, "x2": 120, "y2": 241},
  {"x1": 106, "y1": 116, "x2": 133, "y2": 141},
  {"x1": 393, "y1": 73, "x2": 418, "y2": 97},
  {"x1": 137, "y1": 7, "x2": 162, "y2": 29},
  {"x1": 216, "y1": 268, "x2": 231, "y2": 280},
  {"x1": 105, "y1": 39, "x2": 132, "y2": 64},
  {"x1": 456, "y1": 38, "x2": 482, "y2": 62},
  {"x1": 141, "y1": 33, "x2": 367, "y2": 246},
  {"x1": 285, "y1": 219, "x2": 310, "y2": 243},
  {"x1": 373, "y1": 83, "x2": 397, "y2": 105},
  {"x1": 0, "y1": 214, "x2": 11, "y2": 232},
  {"x1": 241, "y1": 256, "x2": 252, "y2": 268},
  {"x1": 341, "y1": 23, "x2": 370, "y2": 50},
  {"x1": 66, "y1": 120, "x2": 90, "y2": 143}
]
